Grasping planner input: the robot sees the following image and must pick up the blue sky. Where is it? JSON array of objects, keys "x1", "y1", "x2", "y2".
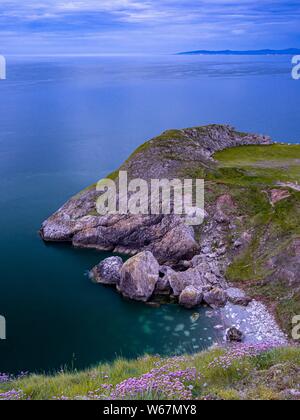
[{"x1": 0, "y1": 0, "x2": 300, "y2": 54}]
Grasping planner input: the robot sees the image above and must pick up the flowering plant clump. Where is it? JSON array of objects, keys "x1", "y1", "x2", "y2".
[
  {"x1": 0, "y1": 371, "x2": 28, "y2": 384},
  {"x1": 0, "y1": 373, "x2": 11, "y2": 383},
  {"x1": 110, "y1": 365, "x2": 199, "y2": 400},
  {"x1": 208, "y1": 342, "x2": 279, "y2": 370},
  {"x1": 0, "y1": 389, "x2": 25, "y2": 400},
  {"x1": 53, "y1": 360, "x2": 201, "y2": 401}
]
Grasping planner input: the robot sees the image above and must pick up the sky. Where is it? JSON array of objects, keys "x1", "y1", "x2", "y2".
[{"x1": 0, "y1": 0, "x2": 300, "y2": 55}]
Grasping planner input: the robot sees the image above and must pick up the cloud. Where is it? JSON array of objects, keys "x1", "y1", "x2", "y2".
[{"x1": 0, "y1": 1, "x2": 299, "y2": 54}]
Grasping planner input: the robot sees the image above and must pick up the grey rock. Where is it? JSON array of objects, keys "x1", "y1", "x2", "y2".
[
  {"x1": 179, "y1": 286, "x2": 203, "y2": 309},
  {"x1": 226, "y1": 287, "x2": 251, "y2": 306},
  {"x1": 203, "y1": 287, "x2": 227, "y2": 308},
  {"x1": 91, "y1": 256, "x2": 123, "y2": 285},
  {"x1": 118, "y1": 251, "x2": 160, "y2": 302},
  {"x1": 226, "y1": 327, "x2": 244, "y2": 342},
  {"x1": 165, "y1": 258, "x2": 226, "y2": 297}
]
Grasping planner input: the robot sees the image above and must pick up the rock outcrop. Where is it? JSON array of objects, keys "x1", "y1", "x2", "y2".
[
  {"x1": 41, "y1": 125, "x2": 279, "y2": 313},
  {"x1": 40, "y1": 125, "x2": 271, "y2": 265}
]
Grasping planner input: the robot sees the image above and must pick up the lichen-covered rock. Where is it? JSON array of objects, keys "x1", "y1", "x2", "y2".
[
  {"x1": 203, "y1": 287, "x2": 227, "y2": 308},
  {"x1": 226, "y1": 287, "x2": 251, "y2": 306},
  {"x1": 179, "y1": 286, "x2": 203, "y2": 309},
  {"x1": 91, "y1": 256, "x2": 123, "y2": 285},
  {"x1": 118, "y1": 251, "x2": 160, "y2": 302},
  {"x1": 226, "y1": 327, "x2": 244, "y2": 342}
]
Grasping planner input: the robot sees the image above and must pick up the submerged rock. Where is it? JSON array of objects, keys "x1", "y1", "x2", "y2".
[
  {"x1": 91, "y1": 256, "x2": 123, "y2": 285},
  {"x1": 179, "y1": 286, "x2": 203, "y2": 309},
  {"x1": 118, "y1": 251, "x2": 160, "y2": 302}
]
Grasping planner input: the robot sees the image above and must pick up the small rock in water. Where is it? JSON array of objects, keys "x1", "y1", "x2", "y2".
[
  {"x1": 226, "y1": 327, "x2": 244, "y2": 342},
  {"x1": 90, "y1": 256, "x2": 123, "y2": 285},
  {"x1": 191, "y1": 313, "x2": 200, "y2": 323}
]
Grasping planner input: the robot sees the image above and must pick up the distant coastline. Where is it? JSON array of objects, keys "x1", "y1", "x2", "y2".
[{"x1": 178, "y1": 48, "x2": 300, "y2": 56}]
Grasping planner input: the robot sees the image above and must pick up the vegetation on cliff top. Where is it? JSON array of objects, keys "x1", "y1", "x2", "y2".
[{"x1": 1, "y1": 346, "x2": 300, "y2": 400}]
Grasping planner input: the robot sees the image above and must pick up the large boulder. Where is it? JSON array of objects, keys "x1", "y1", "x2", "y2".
[
  {"x1": 91, "y1": 256, "x2": 123, "y2": 285},
  {"x1": 179, "y1": 286, "x2": 203, "y2": 309},
  {"x1": 118, "y1": 251, "x2": 160, "y2": 302},
  {"x1": 203, "y1": 287, "x2": 227, "y2": 308}
]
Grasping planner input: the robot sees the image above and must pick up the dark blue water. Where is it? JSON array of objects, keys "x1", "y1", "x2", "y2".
[{"x1": 0, "y1": 55, "x2": 299, "y2": 374}]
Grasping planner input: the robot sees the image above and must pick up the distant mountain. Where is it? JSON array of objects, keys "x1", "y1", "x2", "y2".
[{"x1": 178, "y1": 48, "x2": 300, "y2": 56}]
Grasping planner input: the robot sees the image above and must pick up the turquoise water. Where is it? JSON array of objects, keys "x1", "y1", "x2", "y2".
[{"x1": 0, "y1": 55, "x2": 299, "y2": 374}]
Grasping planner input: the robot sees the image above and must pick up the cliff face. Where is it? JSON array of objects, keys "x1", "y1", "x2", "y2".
[{"x1": 40, "y1": 125, "x2": 271, "y2": 265}]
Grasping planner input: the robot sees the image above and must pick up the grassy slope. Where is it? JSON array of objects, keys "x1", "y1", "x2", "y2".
[
  {"x1": 213, "y1": 144, "x2": 300, "y2": 335},
  {"x1": 1, "y1": 347, "x2": 300, "y2": 400}
]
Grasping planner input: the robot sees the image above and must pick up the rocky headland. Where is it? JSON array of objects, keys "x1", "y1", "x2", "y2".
[{"x1": 41, "y1": 124, "x2": 300, "y2": 344}]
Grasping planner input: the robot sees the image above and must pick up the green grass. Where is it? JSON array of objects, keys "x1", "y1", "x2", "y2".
[
  {"x1": 214, "y1": 144, "x2": 300, "y2": 186},
  {"x1": 215, "y1": 144, "x2": 300, "y2": 165},
  {"x1": 1, "y1": 347, "x2": 300, "y2": 400}
]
